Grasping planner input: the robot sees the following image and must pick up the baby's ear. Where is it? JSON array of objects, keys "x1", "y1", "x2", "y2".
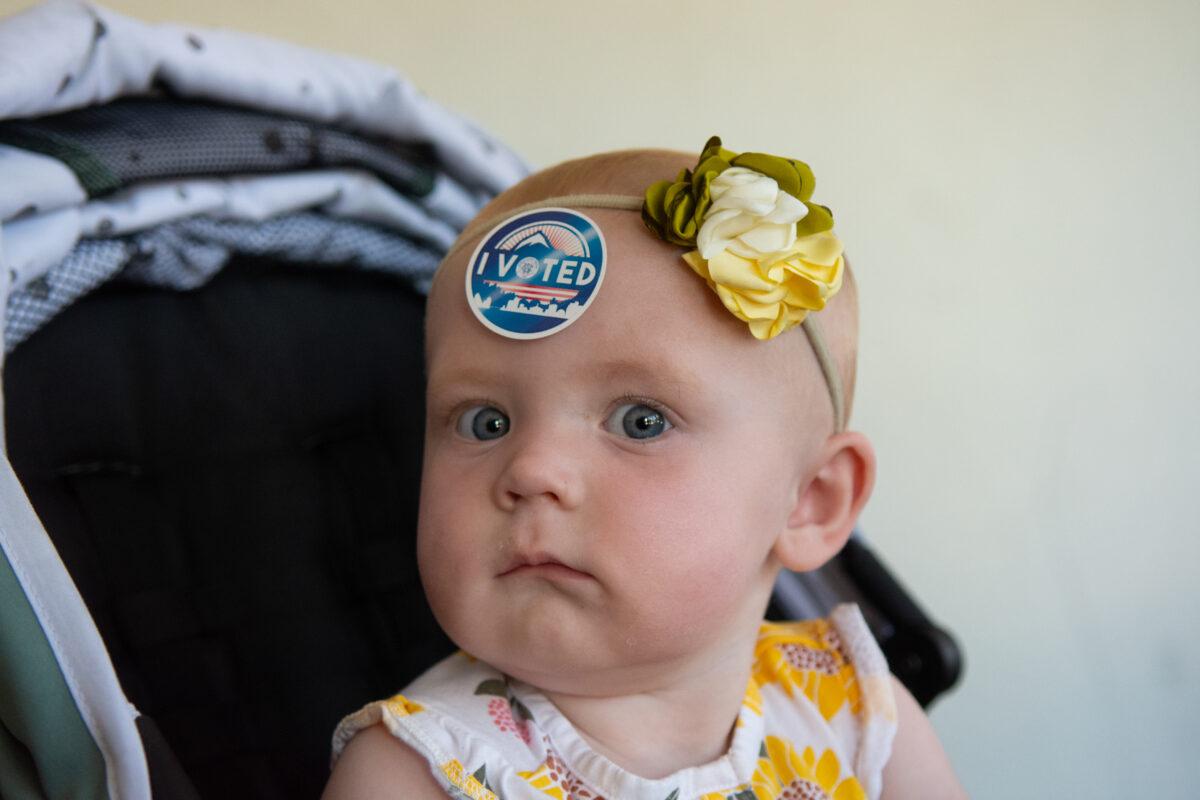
[{"x1": 773, "y1": 431, "x2": 876, "y2": 572}]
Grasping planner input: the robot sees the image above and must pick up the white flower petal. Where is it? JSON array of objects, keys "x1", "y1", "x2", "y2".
[
  {"x1": 737, "y1": 222, "x2": 796, "y2": 255},
  {"x1": 708, "y1": 213, "x2": 757, "y2": 240},
  {"x1": 709, "y1": 175, "x2": 778, "y2": 216},
  {"x1": 706, "y1": 169, "x2": 754, "y2": 205},
  {"x1": 761, "y1": 191, "x2": 808, "y2": 225},
  {"x1": 725, "y1": 239, "x2": 760, "y2": 259},
  {"x1": 698, "y1": 208, "x2": 754, "y2": 258},
  {"x1": 712, "y1": 167, "x2": 760, "y2": 186},
  {"x1": 689, "y1": 165, "x2": 841, "y2": 340}
]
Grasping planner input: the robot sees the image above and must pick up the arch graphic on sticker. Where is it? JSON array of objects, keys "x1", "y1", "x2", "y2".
[{"x1": 464, "y1": 208, "x2": 607, "y2": 339}]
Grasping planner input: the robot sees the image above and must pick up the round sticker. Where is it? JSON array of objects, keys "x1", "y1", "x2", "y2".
[{"x1": 464, "y1": 208, "x2": 607, "y2": 339}]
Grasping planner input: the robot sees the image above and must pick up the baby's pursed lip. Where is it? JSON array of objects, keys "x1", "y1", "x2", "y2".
[{"x1": 498, "y1": 552, "x2": 591, "y2": 580}]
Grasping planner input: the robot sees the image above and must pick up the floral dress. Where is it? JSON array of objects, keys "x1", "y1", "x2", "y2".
[{"x1": 331, "y1": 604, "x2": 897, "y2": 800}]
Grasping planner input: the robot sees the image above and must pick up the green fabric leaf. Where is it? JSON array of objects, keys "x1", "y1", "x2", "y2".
[
  {"x1": 473, "y1": 679, "x2": 508, "y2": 698},
  {"x1": 795, "y1": 202, "x2": 835, "y2": 237},
  {"x1": 736, "y1": 152, "x2": 815, "y2": 202}
]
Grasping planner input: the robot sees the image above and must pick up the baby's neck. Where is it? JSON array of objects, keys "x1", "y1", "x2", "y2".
[{"x1": 540, "y1": 636, "x2": 756, "y2": 780}]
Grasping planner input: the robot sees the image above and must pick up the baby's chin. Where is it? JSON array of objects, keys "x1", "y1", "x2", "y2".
[
  {"x1": 449, "y1": 636, "x2": 605, "y2": 694},
  {"x1": 485, "y1": 651, "x2": 667, "y2": 699},
  {"x1": 440, "y1": 616, "x2": 715, "y2": 700}
]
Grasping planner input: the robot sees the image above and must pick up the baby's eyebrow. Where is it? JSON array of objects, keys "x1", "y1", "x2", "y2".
[
  {"x1": 425, "y1": 363, "x2": 501, "y2": 391},
  {"x1": 426, "y1": 357, "x2": 703, "y2": 401},
  {"x1": 588, "y1": 357, "x2": 702, "y2": 397}
]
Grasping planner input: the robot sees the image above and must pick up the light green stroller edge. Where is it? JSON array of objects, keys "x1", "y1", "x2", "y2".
[{"x1": 0, "y1": 450, "x2": 150, "y2": 799}]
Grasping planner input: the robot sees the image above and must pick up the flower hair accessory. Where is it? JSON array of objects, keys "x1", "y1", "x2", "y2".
[{"x1": 642, "y1": 136, "x2": 844, "y2": 341}]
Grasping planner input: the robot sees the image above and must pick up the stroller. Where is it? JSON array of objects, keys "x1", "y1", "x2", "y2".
[{"x1": 0, "y1": 4, "x2": 960, "y2": 798}]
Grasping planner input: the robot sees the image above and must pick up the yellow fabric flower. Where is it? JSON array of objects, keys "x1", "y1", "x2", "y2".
[
  {"x1": 642, "y1": 136, "x2": 843, "y2": 339},
  {"x1": 750, "y1": 622, "x2": 860, "y2": 722},
  {"x1": 683, "y1": 231, "x2": 843, "y2": 340},
  {"x1": 751, "y1": 738, "x2": 866, "y2": 800}
]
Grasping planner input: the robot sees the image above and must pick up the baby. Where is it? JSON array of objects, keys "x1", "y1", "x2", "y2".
[{"x1": 322, "y1": 139, "x2": 966, "y2": 799}]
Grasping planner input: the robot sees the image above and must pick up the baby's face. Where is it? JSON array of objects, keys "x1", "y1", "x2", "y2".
[{"x1": 418, "y1": 207, "x2": 828, "y2": 694}]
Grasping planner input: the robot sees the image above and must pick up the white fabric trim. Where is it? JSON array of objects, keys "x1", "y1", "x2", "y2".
[
  {"x1": 0, "y1": 456, "x2": 150, "y2": 800},
  {"x1": 830, "y1": 604, "x2": 897, "y2": 800}
]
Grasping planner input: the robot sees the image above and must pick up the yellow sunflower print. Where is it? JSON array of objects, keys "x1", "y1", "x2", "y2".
[
  {"x1": 743, "y1": 677, "x2": 764, "y2": 719},
  {"x1": 751, "y1": 737, "x2": 865, "y2": 800},
  {"x1": 518, "y1": 737, "x2": 606, "y2": 799},
  {"x1": 751, "y1": 622, "x2": 860, "y2": 721}
]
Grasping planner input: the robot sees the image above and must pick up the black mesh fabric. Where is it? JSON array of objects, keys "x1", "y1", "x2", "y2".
[
  {"x1": 4, "y1": 259, "x2": 454, "y2": 799},
  {"x1": 0, "y1": 97, "x2": 439, "y2": 198}
]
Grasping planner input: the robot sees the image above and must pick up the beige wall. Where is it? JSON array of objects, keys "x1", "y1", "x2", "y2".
[{"x1": 5, "y1": 0, "x2": 1198, "y2": 796}]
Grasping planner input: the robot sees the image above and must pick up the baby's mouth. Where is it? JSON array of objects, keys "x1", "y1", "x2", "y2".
[{"x1": 498, "y1": 553, "x2": 591, "y2": 580}]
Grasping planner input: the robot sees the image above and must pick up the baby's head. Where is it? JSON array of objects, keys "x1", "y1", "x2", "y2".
[{"x1": 417, "y1": 141, "x2": 874, "y2": 695}]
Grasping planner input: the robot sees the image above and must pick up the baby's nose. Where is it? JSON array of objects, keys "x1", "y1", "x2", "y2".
[{"x1": 492, "y1": 428, "x2": 585, "y2": 510}]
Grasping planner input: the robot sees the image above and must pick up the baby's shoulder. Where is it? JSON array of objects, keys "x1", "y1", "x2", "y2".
[
  {"x1": 331, "y1": 650, "x2": 520, "y2": 759},
  {"x1": 330, "y1": 652, "x2": 549, "y2": 799},
  {"x1": 322, "y1": 723, "x2": 446, "y2": 800}
]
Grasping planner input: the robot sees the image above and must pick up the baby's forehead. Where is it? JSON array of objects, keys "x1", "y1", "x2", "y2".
[{"x1": 428, "y1": 210, "x2": 821, "y2": 387}]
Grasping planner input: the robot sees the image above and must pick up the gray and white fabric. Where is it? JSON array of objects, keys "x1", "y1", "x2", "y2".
[
  {"x1": 0, "y1": 97, "x2": 486, "y2": 228},
  {"x1": 0, "y1": 0, "x2": 526, "y2": 193},
  {"x1": 1, "y1": 169, "x2": 463, "y2": 348},
  {"x1": 4, "y1": 169, "x2": 462, "y2": 288},
  {"x1": 0, "y1": 144, "x2": 87, "y2": 222},
  {"x1": 5, "y1": 212, "x2": 444, "y2": 351}
]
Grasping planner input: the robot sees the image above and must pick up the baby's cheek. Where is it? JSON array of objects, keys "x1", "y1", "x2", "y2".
[
  {"x1": 676, "y1": 543, "x2": 756, "y2": 605},
  {"x1": 630, "y1": 524, "x2": 760, "y2": 629},
  {"x1": 417, "y1": 494, "x2": 486, "y2": 633}
]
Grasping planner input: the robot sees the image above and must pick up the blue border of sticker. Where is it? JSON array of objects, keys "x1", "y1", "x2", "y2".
[{"x1": 464, "y1": 208, "x2": 607, "y2": 340}]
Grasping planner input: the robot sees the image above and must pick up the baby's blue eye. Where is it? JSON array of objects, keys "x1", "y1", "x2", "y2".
[
  {"x1": 607, "y1": 403, "x2": 671, "y2": 440},
  {"x1": 457, "y1": 406, "x2": 509, "y2": 440}
]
